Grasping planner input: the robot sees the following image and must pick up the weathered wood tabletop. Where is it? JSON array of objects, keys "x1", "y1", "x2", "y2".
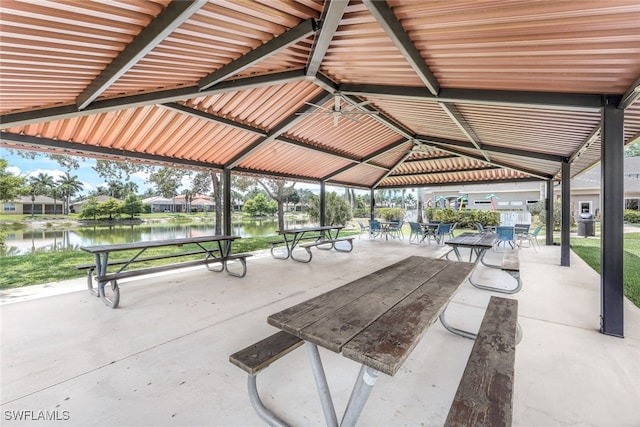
[
  {"x1": 268, "y1": 256, "x2": 475, "y2": 376},
  {"x1": 446, "y1": 232, "x2": 496, "y2": 249},
  {"x1": 445, "y1": 232, "x2": 496, "y2": 263},
  {"x1": 80, "y1": 235, "x2": 239, "y2": 254}
]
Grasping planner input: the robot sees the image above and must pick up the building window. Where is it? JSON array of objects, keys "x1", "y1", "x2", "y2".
[
  {"x1": 510, "y1": 201, "x2": 523, "y2": 206},
  {"x1": 474, "y1": 200, "x2": 491, "y2": 205},
  {"x1": 3, "y1": 204, "x2": 16, "y2": 212},
  {"x1": 579, "y1": 201, "x2": 592, "y2": 213}
]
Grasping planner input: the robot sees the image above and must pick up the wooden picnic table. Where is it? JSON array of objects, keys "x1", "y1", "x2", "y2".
[
  {"x1": 267, "y1": 256, "x2": 475, "y2": 426},
  {"x1": 446, "y1": 232, "x2": 524, "y2": 295},
  {"x1": 80, "y1": 235, "x2": 244, "y2": 308},
  {"x1": 271, "y1": 225, "x2": 346, "y2": 262},
  {"x1": 445, "y1": 232, "x2": 496, "y2": 263}
]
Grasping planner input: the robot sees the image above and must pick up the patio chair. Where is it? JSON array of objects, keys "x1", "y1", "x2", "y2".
[
  {"x1": 449, "y1": 222, "x2": 458, "y2": 239},
  {"x1": 408, "y1": 222, "x2": 425, "y2": 244},
  {"x1": 514, "y1": 223, "x2": 530, "y2": 245},
  {"x1": 388, "y1": 220, "x2": 404, "y2": 239},
  {"x1": 368, "y1": 219, "x2": 382, "y2": 239},
  {"x1": 520, "y1": 225, "x2": 543, "y2": 251},
  {"x1": 434, "y1": 223, "x2": 452, "y2": 244},
  {"x1": 357, "y1": 220, "x2": 369, "y2": 239},
  {"x1": 495, "y1": 226, "x2": 516, "y2": 250}
]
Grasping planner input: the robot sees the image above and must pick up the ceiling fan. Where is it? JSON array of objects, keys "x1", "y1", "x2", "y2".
[{"x1": 296, "y1": 93, "x2": 379, "y2": 127}]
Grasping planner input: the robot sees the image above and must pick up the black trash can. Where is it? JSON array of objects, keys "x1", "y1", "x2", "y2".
[{"x1": 577, "y1": 213, "x2": 595, "y2": 237}]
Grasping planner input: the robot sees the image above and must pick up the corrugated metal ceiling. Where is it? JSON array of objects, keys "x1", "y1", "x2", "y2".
[{"x1": 1, "y1": 0, "x2": 639, "y2": 189}]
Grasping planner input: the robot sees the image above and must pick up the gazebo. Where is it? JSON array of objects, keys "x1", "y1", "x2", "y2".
[{"x1": 1, "y1": 1, "x2": 638, "y2": 336}]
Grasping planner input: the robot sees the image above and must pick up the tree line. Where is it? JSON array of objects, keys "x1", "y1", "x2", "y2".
[{"x1": 0, "y1": 154, "x2": 395, "y2": 231}]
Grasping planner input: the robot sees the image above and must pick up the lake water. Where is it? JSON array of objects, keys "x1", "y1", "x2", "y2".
[{"x1": 1, "y1": 218, "x2": 315, "y2": 256}]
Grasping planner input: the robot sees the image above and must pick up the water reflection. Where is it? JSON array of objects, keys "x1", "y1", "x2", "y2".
[{"x1": 1, "y1": 217, "x2": 314, "y2": 256}]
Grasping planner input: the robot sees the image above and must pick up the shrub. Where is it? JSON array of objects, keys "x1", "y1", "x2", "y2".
[
  {"x1": 457, "y1": 210, "x2": 478, "y2": 229},
  {"x1": 424, "y1": 207, "x2": 437, "y2": 223},
  {"x1": 624, "y1": 209, "x2": 640, "y2": 224},
  {"x1": 376, "y1": 207, "x2": 405, "y2": 221},
  {"x1": 423, "y1": 208, "x2": 499, "y2": 228},
  {"x1": 475, "y1": 210, "x2": 500, "y2": 226},
  {"x1": 435, "y1": 207, "x2": 458, "y2": 224},
  {"x1": 308, "y1": 192, "x2": 352, "y2": 226},
  {"x1": 529, "y1": 200, "x2": 545, "y2": 217},
  {"x1": 353, "y1": 208, "x2": 370, "y2": 218},
  {"x1": 538, "y1": 202, "x2": 576, "y2": 230}
]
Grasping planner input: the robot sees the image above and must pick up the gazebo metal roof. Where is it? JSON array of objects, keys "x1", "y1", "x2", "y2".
[{"x1": 1, "y1": 0, "x2": 639, "y2": 189}]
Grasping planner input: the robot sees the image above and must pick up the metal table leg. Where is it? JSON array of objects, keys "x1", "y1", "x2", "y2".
[
  {"x1": 340, "y1": 365, "x2": 380, "y2": 427},
  {"x1": 306, "y1": 343, "x2": 338, "y2": 427}
]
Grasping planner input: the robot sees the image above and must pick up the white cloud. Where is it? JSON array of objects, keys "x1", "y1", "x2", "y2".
[
  {"x1": 25, "y1": 168, "x2": 66, "y2": 180},
  {"x1": 81, "y1": 181, "x2": 96, "y2": 192},
  {"x1": 132, "y1": 170, "x2": 150, "y2": 181},
  {"x1": 6, "y1": 165, "x2": 21, "y2": 176}
]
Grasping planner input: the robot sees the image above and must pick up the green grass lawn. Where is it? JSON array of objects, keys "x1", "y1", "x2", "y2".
[{"x1": 571, "y1": 232, "x2": 640, "y2": 308}]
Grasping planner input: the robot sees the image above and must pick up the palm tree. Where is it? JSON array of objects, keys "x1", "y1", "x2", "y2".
[
  {"x1": 28, "y1": 173, "x2": 55, "y2": 217},
  {"x1": 183, "y1": 189, "x2": 195, "y2": 212},
  {"x1": 57, "y1": 172, "x2": 84, "y2": 214},
  {"x1": 49, "y1": 186, "x2": 61, "y2": 214}
]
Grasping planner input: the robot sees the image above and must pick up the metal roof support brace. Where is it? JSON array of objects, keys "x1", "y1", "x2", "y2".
[
  {"x1": 600, "y1": 95, "x2": 625, "y2": 338},
  {"x1": 1, "y1": 70, "x2": 307, "y2": 129},
  {"x1": 339, "y1": 84, "x2": 601, "y2": 111},
  {"x1": 199, "y1": 19, "x2": 317, "y2": 90},
  {"x1": 306, "y1": 1, "x2": 348, "y2": 77},
  {"x1": 438, "y1": 102, "x2": 490, "y2": 162},
  {"x1": 76, "y1": 0, "x2": 207, "y2": 109},
  {"x1": 618, "y1": 75, "x2": 640, "y2": 109},
  {"x1": 560, "y1": 160, "x2": 571, "y2": 267},
  {"x1": 363, "y1": 0, "x2": 439, "y2": 96}
]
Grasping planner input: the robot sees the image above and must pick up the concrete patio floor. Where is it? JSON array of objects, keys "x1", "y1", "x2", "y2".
[{"x1": 1, "y1": 236, "x2": 639, "y2": 426}]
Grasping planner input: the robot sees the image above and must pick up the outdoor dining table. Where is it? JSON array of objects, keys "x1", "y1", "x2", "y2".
[
  {"x1": 445, "y1": 231, "x2": 497, "y2": 263},
  {"x1": 267, "y1": 255, "x2": 475, "y2": 426},
  {"x1": 80, "y1": 235, "x2": 241, "y2": 308},
  {"x1": 273, "y1": 225, "x2": 343, "y2": 261}
]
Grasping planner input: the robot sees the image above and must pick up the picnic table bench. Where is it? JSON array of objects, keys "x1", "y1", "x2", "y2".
[
  {"x1": 445, "y1": 296, "x2": 519, "y2": 427},
  {"x1": 471, "y1": 249, "x2": 522, "y2": 294},
  {"x1": 270, "y1": 225, "x2": 353, "y2": 263},
  {"x1": 79, "y1": 235, "x2": 250, "y2": 308},
  {"x1": 230, "y1": 256, "x2": 480, "y2": 426}
]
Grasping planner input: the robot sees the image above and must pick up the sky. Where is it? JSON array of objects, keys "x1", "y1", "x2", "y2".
[
  {"x1": 0, "y1": 147, "x2": 152, "y2": 195},
  {"x1": 0, "y1": 147, "x2": 353, "y2": 196}
]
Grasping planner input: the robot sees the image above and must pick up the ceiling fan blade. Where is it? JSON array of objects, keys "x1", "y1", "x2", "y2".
[
  {"x1": 339, "y1": 111, "x2": 380, "y2": 115},
  {"x1": 343, "y1": 115, "x2": 363, "y2": 124},
  {"x1": 304, "y1": 101, "x2": 333, "y2": 112},
  {"x1": 343, "y1": 100, "x2": 372, "y2": 111}
]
